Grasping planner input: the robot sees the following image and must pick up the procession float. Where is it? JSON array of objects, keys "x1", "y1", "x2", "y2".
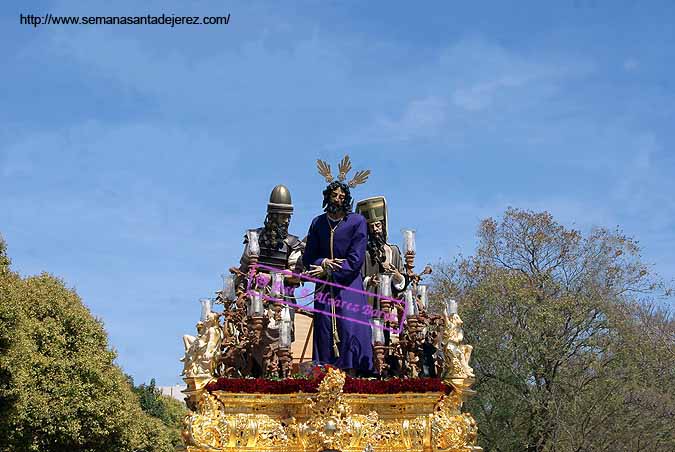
[{"x1": 180, "y1": 156, "x2": 482, "y2": 452}]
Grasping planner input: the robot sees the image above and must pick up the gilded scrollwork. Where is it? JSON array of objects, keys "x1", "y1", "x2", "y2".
[
  {"x1": 183, "y1": 366, "x2": 481, "y2": 452},
  {"x1": 182, "y1": 310, "x2": 482, "y2": 452},
  {"x1": 430, "y1": 394, "x2": 479, "y2": 452}
]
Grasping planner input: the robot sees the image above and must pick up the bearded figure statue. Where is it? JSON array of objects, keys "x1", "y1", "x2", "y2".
[
  {"x1": 237, "y1": 184, "x2": 304, "y2": 285},
  {"x1": 302, "y1": 156, "x2": 373, "y2": 375},
  {"x1": 356, "y1": 196, "x2": 407, "y2": 299},
  {"x1": 235, "y1": 184, "x2": 304, "y2": 377}
]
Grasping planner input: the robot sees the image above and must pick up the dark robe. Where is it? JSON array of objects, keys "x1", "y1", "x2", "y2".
[{"x1": 302, "y1": 212, "x2": 373, "y2": 372}]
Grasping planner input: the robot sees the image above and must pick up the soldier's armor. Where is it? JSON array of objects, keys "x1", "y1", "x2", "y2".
[{"x1": 249, "y1": 227, "x2": 302, "y2": 271}]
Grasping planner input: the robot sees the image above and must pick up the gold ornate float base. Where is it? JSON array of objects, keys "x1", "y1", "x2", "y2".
[{"x1": 182, "y1": 368, "x2": 481, "y2": 452}]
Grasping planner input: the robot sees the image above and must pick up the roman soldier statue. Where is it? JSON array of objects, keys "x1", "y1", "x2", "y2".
[
  {"x1": 302, "y1": 156, "x2": 373, "y2": 375},
  {"x1": 356, "y1": 196, "x2": 407, "y2": 299},
  {"x1": 234, "y1": 184, "x2": 304, "y2": 377},
  {"x1": 237, "y1": 184, "x2": 304, "y2": 285}
]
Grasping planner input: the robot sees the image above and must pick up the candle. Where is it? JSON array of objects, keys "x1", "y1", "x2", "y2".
[
  {"x1": 402, "y1": 229, "x2": 416, "y2": 254},
  {"x1": 371, "y1": 318, "x2": 385, "y2": 344},
  {"x1": 404, "y1": 288, "x2": 417, "y2": 317},
  {"x1": 247, "y1": 230, "x2": 260, "y2": 256},
  {"x1": 417, "y1": 285, "x2": 428, "y2": 310},
  {"x1": 199, "y1": 298, "x2": 212, "y2": 321},
  {"x1": 378, "y1": 274, "x2": 392, "y2": 298},
  {"x1": 281, "y1": 306, "x2": 291, "y2": 322},
  {"x1": 446, "y1": 299, "x2": 458, "y2": 315},
  {"x1": 279, "y1": 306, "x2": 292, "y2": 348},
  {"x1": 280, "y1": 321, "x2": 292, "y2": 348},
  {"x1": 248, "y1": 291, "x2": 264, "y2": 316},
  {"x1": 221, "y1": 273, "x2": 236, "y2": 300},
  {"x1": 271, "y1": 272, "x2": 285, "y2": 299}
]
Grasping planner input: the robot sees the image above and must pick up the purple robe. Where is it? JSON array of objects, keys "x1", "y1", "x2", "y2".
[{"x1": 302, "y1": 212, "x2": 373, "y2": 372}]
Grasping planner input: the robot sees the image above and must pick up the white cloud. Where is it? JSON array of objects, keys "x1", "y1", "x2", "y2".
[
  {"x1": 371, "y1": 97, "x2": 448, "y2": 141},
  {"x1": 623, "y1": 58, "x2": 639, "y2": 71},
  {"x1": 336, "y1": 36, "x2": 593, "y2": 148}
]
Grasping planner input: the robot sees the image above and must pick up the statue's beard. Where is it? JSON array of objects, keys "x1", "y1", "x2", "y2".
[
  {"x1": 325, "y1": 201, "x2": 344, "y2": 215},
  {"x1": 261, "y1": 218, "x2": 288, "y2": 249},
  {"x1": 367, "y1": 231, "x2": 386, "y2": 267}
]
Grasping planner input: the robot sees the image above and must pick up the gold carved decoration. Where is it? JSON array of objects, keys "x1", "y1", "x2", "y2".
[
  {"x1": 182, "y1": 312, "x2": 481, "y2": 451},
  {"x1": 183, "y1": 369, "x2": 481, "y2": 452}
]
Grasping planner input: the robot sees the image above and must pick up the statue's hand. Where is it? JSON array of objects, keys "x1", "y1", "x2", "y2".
[
  {"x1": 307, "y1": 265, "x2": 326, "y2": 278},
  {"x1": 383, "y1": 263, "x2": 404, "y2": 283},
  {"x1": 321, "y1": 258, "x2": 345, "y2": 271}
]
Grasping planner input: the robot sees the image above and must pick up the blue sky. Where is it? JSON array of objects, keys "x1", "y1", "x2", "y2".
[{"x1": 1, "y1": 0, "x2": 674, "y2": 384}]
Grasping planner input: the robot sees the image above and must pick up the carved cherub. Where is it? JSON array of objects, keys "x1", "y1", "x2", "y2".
[
  {"x1": 441, "y1": 313, "x2": 474, "y2": 380},
  {"x1": 181, "y1": 312, "x2": 223, "y2": 377}
]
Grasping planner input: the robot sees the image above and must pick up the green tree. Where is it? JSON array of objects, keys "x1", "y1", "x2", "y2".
[
  {"x1": 132, "y1": 378, "x2": 187, "y2": 448},
  {"x1": 434, "y1": 208, "x2": 674, "y2": 452},
  {"x1": 0, "y1": 236, "x2": 177, "y2": 452}
]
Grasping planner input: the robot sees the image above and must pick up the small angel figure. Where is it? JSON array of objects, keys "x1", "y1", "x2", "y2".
[
  {"x1": 181, "y1": 312, "x2": 223, "y2": 377},
  {"x1": 441, "y1": 312, "x2": 474, "y2": 380}
]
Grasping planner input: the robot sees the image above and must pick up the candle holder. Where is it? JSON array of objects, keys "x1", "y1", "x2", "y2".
[
  {"x1": 247, "y1": 315, "x2": 265, "y2": 344},
  {"x1": 398, "y1": 322, "x2": 422, "y2": 379},
  {"x1": 373, "y1": 343, "x2": 389, "y2": 376},
  {"x1": 372, "y1": 318, "x2": 388, "y2": 375},
  {"x1": 248, "y1": 255, "x2": 259, "y2": 276},
  {"x1": 404, "y1": 251, "x2": 416, "y2": 277},
  {"x1": 276, "y1": 347, "x2": 292, "y2": 379},
  {"x1": 406, "y1": 314, "x2": 419, "y2": 332}
]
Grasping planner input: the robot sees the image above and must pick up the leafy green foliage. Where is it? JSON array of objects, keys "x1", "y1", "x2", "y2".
[
  {"x1": 434, "y1": 208, "x2": 674, "y2": 452},
  {"x1": 132, "y1": 378, "x2": 187, "y2": 447},
  {"x1": 0, "y1": 236, "x2": 178, "y2": 452}
]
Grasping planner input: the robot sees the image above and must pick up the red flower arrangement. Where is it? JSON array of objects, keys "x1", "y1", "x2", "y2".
[{"x1": 206, "y1": 365, "x2": 450, "y2": 394}]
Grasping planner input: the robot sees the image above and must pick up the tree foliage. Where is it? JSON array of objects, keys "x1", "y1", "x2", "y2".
[
  {"x1": 0, "y1": 236, "x2": 178, "y2": 452},
  {"x1": 434, "y1": 208, "x2": 674, "y2": 452},
  {"x1": 132, "y1": 378, "x2": 186, "y2": 448}
]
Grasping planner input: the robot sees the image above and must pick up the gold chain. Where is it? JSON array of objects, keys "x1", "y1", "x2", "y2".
[{"x1": 328, "y1": 217, "x2": 342, "y2": 358}]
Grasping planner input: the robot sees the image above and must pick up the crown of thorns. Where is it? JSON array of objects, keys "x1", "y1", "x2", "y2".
[{"x1": 316, "y1": 155, "x2": 371, "y2": 188}]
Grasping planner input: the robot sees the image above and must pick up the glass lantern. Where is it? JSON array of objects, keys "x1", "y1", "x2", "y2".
[
  {"x1": 279, "y1": 306, "x2": 292, "y2": 348},
  {"x1": 402, "y1": 229, "x2": 416, "y2": 254},
  {"x1": 221, "y1": 273, "x2": 236, "y2": 300},
  {"x1": 417, "y1": 285, "x2": 428, "y2": 310},
  {"x1": 247, "y1": 230, "x2": 260, "y2": 256},
  {"x1": 371, "y1": 318, "x2": 385, "y2": 344},
  {"x1": 404, "y1": 288, "x2": 417, "y2": 317},
  {"x1": 271, "y1": 272, "x2": 285, "y2": 299},
  {"x1": 248, "y1": 291, "x2": 264, "y2": 316},
  {"x1": 378, "y1": 274, "x2": 392, "y2": 298},
  {"x1": 199, "y1": 298, "x2": 212, "y2": 322}
]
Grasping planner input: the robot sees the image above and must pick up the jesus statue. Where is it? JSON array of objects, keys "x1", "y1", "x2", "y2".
[{"x1": 302, "y1": 156, "x2": 373, "y2": 375}]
